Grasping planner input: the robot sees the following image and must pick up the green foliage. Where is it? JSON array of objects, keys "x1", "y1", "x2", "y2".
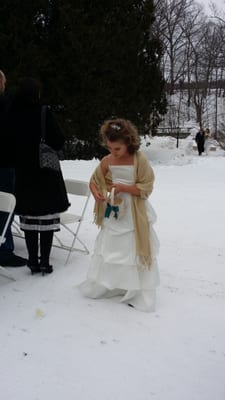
[{"x1": 0, "y1": 0, "x2": 167, "y2": 159}]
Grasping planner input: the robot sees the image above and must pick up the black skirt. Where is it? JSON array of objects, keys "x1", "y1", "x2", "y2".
[{"x1": 19, "y1": 213, "x2": 60, "y2": 232}]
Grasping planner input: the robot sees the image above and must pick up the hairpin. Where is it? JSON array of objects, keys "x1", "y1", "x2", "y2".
[{"x1": 110, "y1": 123, "x2": 121, "y2": 131}]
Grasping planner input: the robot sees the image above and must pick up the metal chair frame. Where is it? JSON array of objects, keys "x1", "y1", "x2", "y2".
[{"x1": 0, "y1": 191, "x2": 16, "y2": 281}]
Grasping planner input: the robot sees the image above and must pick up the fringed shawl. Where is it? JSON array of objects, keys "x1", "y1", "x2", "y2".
[{"x1": 90, "y1": 151, "x2": 155, "y2": 269}]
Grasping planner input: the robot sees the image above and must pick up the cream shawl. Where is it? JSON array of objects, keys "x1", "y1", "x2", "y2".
[{"x1": 90, "y1": 151, "x2": 155, "y2": 269}]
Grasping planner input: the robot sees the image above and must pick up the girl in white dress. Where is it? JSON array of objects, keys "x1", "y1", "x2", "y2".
[{"x1": 80, "y1": 118, "x2": 159, "y2": 312}]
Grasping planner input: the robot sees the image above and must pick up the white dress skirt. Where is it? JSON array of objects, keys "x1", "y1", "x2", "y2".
[{"x1": 79, "y1": 165, "x2": 160, "y2": 312}]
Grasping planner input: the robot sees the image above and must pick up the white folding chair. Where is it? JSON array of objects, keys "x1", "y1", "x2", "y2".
[
  {"x1": 12, "y1": 215, "x2": 24, "y2": 239},
  {"x1": 0, "y1": 191, "x2": 16, "y2": 280},
  {"x1": 53, "y1": 179, "x2": 91, "y2": 264}
]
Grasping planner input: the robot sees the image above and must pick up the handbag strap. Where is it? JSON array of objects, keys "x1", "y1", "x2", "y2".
[{"x1": 41, "y1": 105, "x2": 48, "y2": 143}]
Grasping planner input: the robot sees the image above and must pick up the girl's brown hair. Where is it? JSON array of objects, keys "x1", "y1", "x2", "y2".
[{"x1": 100, "y1": 118, "x2": 140, "y2": 154}]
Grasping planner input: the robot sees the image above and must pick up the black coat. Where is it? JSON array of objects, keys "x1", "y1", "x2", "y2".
[
  {"x1": 0, "y1": 168, "x2": 15, "y2": 193},
  {"x1": 0, "y1": 95, "x2": 15, "y2": 193},
  {"x1": 8, "y1": 101, "x2": 70, "y2": 216},
  {"x1": 195, "y1": 131, "x2": 205, "y2": 153},
  {"x1": 0, "y1": 94, "x2": 12, "y2": 167}
]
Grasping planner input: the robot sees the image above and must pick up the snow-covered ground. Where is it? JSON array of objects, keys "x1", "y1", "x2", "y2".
[{"x1": 1, "y1": 136, "x2": 225, "y2": 400}]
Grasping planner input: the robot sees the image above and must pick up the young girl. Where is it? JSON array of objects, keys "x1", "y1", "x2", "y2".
[{"x1": 80, "y1": 118, "x2": 159, "y2": 312}]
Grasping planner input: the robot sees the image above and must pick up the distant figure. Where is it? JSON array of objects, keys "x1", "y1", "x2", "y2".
[
  {"x1": 204, "y1": 128, "x2": 211, "y2": 154},
  {"x1": 0, "y1": 70, "x2": 27, "y2": 267},
  {"x1": 8, "y1": 78, "x2": 70, "y2": 276},
  {"x1": 205, "y1": 128, "x2": 211, "y2": 138},
  {"x1": 195, "y1": 127, "x2": 205, "y2": 156},
  {"x1": 79, "y1": 118, "x2": 160, "y2": 312}
]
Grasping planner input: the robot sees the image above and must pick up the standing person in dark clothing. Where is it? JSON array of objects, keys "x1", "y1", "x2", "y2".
[
  {"x1": 8, "y1": 77, "x2": 70, "y2": 275},
  {"x1": 195, "y1": 127, "x2": 205, "y2": 156},
  {"x1": 0, "y1": 70, "x2": 27, "y2": 267}
]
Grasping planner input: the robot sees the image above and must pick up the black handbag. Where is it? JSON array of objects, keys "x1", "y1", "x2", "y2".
[{"x1": 39, "y1": 106, "x2": 61, "y2": 172}]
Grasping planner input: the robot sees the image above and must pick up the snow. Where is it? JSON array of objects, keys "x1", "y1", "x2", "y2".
[{"x1": 1, "y1": 136, "x2": 225, "y2": 400}]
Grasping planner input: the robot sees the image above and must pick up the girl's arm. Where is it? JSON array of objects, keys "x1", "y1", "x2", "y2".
[
  {"x1": 89, "y1": 156, "x2": 110, "y2": 202},
  {"x1": 90, "y1": 181, "x2": 105, "y2": 202},
  {"x1": 112, "y1": 183, "x2": 140, "y2": 197}
]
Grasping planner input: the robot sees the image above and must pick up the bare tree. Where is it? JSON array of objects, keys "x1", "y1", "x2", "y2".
[
  {"x1": 154, "y1": 0, "x2": 201, "y2": 94},
  {"x1": 153, "y1": 0, "x2": 225, "y2": 128},
  {"x1": 179, "y1": 2, "x2": 205, "y2": 116}
]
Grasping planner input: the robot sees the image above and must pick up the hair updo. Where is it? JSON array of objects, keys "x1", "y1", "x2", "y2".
[{"x1": 100, "y1": 118, "x2": 140, "y2": 154}]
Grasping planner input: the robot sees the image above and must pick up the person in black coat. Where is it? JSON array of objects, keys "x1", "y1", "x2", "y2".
[
  {"x1": 0, "y1": 70, "x2": 27, "y2": 267},
  {"x1": 8, "y1": 77, "x2": 70, "y2": 275},
  {"x1": 195, "y1": 127, "x2": 205, "y2": 156}
]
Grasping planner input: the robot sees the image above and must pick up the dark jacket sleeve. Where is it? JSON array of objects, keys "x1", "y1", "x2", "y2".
[
  {"x1": 0, "y1": 95, "x2": 14, "y2": 167},
  {"x1": 45, "y1": 108, "x2": 65, "y2": 151}
]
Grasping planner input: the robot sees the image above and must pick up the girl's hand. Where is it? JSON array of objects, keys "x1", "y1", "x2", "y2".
[
  {"x1": 92, "y1": 190, "x2": 105, "y2": 202},
  {"x1": 112, "y1": 183, "x2": 141, "y2": 197},
  {"x1": 111, "y1": 183, "x2": 124, "y2": 195}
]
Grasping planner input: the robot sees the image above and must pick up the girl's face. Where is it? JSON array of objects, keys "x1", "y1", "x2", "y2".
[{"x1": 106, "y1": 140, "x2": 128, "y2": 159}]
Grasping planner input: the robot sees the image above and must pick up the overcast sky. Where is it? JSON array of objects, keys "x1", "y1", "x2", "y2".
[{"x1": 200, "y1": 0, "x2": 225, "y2": 14}]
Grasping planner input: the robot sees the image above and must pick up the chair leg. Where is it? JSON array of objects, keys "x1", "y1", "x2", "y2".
[
  {"x1": 64, "y1": 232, "x2": 89, "y2": 265},
  {"x1": 53, "y1": 224, "x2": 89, "y2": 264}
]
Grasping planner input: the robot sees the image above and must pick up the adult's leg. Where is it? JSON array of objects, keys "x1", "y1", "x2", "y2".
[
  {"x1": 24, "y1": 230, "x2": 40, "y2": 274},
  {"x1": 40, "y1": 230, "x2": 54, "y2": 274}
]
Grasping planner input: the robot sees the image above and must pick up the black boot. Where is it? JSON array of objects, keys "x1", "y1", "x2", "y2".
[
  {"x1": 27, "y1": 260, "x2": 41, "y2": 275},
  {"x1": 40, "y1": 231, "x2": 54, "y2": 276},
  {"x1": 40, "y1": 262, "x2": 53, "y2": 276},
  {"x1": 24, "y1": 231, "x2": 40, "y2": 275}
]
